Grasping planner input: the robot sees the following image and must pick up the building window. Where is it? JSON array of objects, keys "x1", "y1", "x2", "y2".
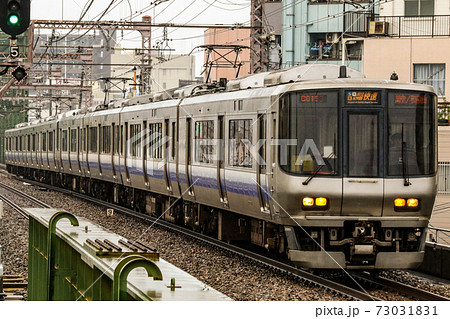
[
  {"x1": 413, "y1": 64, "x2": 445, "y2": 96},
  {"x1": 405, "y1": 0, "x2": 434, "y2": 16}
]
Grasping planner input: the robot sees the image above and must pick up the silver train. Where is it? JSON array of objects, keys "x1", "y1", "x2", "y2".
[{"x1": 5, "y1": 64, "x2": 437, "y2": 269}]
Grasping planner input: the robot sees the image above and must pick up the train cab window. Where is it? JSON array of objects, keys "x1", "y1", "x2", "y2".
[
  {"x1": 102, "y1": 126, "x2": 111, "y2": 154},
  {"x1": 61, "y1": 130, "x2": 68, "y2": 152},
  {"x1": 48, "y1": 131, "x2": 54, "y2": 152},
  {"x1": 195, "y1": 120, "x2": 215, "y2": 164},
  {"x1": 130, "y1": 124, "x2": 142, "y2": 158},
  {"x1": 280, "y1": 90, "x2": 339, "y2": 175},
  {"x1": 149, "y1": 123, "x2": 162, "y2": 159},
  {"x1": 387, "y1": 91, "x2": 435, "y2": 176},
  {"x1": 70, "y1": 129, "x2": 77, "y2": 152},
  {"x1": 42, "y1": 133, "x2": 47, "y2": 151},
  {"x1": 229, "y1": 119, "x2": 253, "y2": 168},
  {"x1": 89, "y1": 127, "x2": 97, "y2": 153}
]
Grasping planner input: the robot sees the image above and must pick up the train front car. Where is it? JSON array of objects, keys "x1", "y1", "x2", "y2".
[{"x1": 277, "y1": 81, "x2": 437, "y2": 269}]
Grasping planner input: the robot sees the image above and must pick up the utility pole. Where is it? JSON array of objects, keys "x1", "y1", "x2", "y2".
[{"x1": 250, "y1": 0, "x2": 267, "y2": 74}]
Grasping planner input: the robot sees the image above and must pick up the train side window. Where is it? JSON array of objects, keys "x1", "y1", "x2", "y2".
[
  {"x1": 229, "y1": 119, "x2": 253, "y2": 168},
  {"x1": 32, "y1": 135, "x2": 36, "y2": 152},
  {"x1": 120, "y1": 125, "x2": 124, "y2": 155},
  {"x1": 57, "y1": 129, "x2": 60, "y2": 151},
  {"x1": 149, "y1": 122, "x2": 162, "y2": 159},
  {"x1": 82, "y1": 128, "x2": 86, "y2": 152},
  {"x1": 61, "y1": 130, "x2": 68, "y2": 152},
  {"x1": 171, "y1": 121, "x2": 176, "y2": 160},
  {"x1": 27, "y1": 135, "x2": 31, "y2": 151},
  {"x1": 195, "y1": 120, "x2": 215, "y2": 164},
  {"x1": 102, "y1": 126, "x2": 111, "y2": 154},
  {"x1": 114, "y1": 125, "x2": 120, "y2": 155},
  {"x1": 89, "y1": 127, "x2": 97, "y2": 153},
  {"x1": 48, "y1": 132, "x2": 54, "y2": 152},
  {"x1": 70, "y1": 129, "x2": 77, "y2": 152},
  {"x1": 130, "y1": 124, "x2": 142, "y2": 158},
  {"x1": 42, "y1": 133, "x2": 46, "y2": 152}
]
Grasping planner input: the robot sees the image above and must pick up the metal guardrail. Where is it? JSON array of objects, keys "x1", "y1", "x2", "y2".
[
  {"x1": 437, "y1": 162, "x2": 450, "y2": 194},
  {"x1": 344, "y1": 12, "x2": 450, "y2": 38},
  {"x1": 427, "y1": 226, "x2": 450, "y2": 246}
]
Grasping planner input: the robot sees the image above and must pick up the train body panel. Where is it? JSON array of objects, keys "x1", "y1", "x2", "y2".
[{"x1": 5, "y1": 64, "x2": 438, "y2": 269}]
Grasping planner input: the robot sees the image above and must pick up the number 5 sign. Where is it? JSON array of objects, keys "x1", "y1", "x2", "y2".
[{"x1": 10, "y1": 45, "x2": 19, "y2": 58}]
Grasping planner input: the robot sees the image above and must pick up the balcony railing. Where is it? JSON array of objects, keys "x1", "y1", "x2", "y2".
[{"x1": 344, "y1": 13, "x2": 450, "y2": 38}]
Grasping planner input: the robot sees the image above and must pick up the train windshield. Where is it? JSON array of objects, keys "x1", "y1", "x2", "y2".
[
  {"x1": 387, "y1": 91, "x2": 435, "y2": 176},
  {"x1": 279, "y1": 91, "x2": 339, "y2": 175}
]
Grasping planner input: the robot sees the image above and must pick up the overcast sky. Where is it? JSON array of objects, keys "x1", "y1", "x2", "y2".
[{"x1": 30, "y1": 0, "x2": 252, "y2": 68}]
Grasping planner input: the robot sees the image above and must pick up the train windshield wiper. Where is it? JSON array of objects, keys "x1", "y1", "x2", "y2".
[
  {"x1": 302, "y1": 152, "x2": 334, "y2": 185},
  {"x1": 401, "y1": 125, "x2": 411, "y2": 186}
]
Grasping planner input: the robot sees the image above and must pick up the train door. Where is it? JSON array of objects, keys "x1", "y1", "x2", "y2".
[
  {"x1": 257, "y1": 113, "x2": 270, "y2": 212},
  {"x1": 98, "y1": 124, "x2": 103, "y2": 176},
  {"x1": 77, "y1": 127, "x2": 81, "y2": 172},
  {"x1": 68, "y1": 129, "x2": 73, "y2": 171},
  {"x1": 342, "y1": 109, "x2": 384, "y2": 216},
  {"x1": 217, "y1": 115, "x2": 228, "y2": 206},
  {"x1": 111, "y1": 123, "x2": 117, "y2": 178},
  {"x1": 163, "y1": 118, "x2": 172, "y2": 193},
  {"x1": 124, "y1": 122, "x2": 130, "y2": 182},
  {"x1": 185, "y1": 117, "x2": 195, "y2": 198},
  {"x1": 142, "y1": 121, "x2": 149, "y2": 186}
]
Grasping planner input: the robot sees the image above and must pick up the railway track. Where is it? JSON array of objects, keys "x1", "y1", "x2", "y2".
[
  {"x1": 352, "y1": 272, "x2": 450, "y2": 301},
  {"x1": 3, "y1": 176, "x2": 450, "y2": 301}
]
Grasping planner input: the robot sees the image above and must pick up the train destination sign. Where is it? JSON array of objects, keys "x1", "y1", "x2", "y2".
[
  {"x1": 394, "y1": 93, "x2": 428, "y2": 106},
  {"x1": 299, "y1": 93, "x2": 328, "y2": 103},
  {"x1": 345, "y1": 90, "x2": 381, "y2": 105}
]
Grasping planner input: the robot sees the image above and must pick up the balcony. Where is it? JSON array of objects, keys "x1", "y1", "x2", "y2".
[{"x1": 344, "y1": 12, "x2": 450, "y2": 38}]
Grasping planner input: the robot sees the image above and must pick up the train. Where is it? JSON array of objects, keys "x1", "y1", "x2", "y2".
[{"x1": 4, "y1": 64, "x2": 437, "y2": 270}]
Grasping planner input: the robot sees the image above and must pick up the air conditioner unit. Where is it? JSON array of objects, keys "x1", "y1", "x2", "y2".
[
  {"x1": 326, "y1": 33, "x2": 339, "y2": 43},
  {"x1": 369, "y1": 21, "x2": 389, "y2": 35}
]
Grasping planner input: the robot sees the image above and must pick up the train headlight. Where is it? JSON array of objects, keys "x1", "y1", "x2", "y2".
[
  {"x1": 315, "y1": 197, "x2": 327, "y2": 207},
  {"x1": 407, "y1": 198, "x2": 419, "y2": 207},
  {"x1": 394, "y1": 198, "x2": 420, "y2": 211},
  {"x1": 303, "y1": 197, "x2": 314, "y2": 207},
  {"x1": 394, "y1": 198, "x2": 406, "y2": 207},
  {"x1": 302, "y1": 197, "x2": 329, "y2": 210}
]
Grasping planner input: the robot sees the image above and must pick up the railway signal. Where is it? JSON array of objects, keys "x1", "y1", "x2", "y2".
[
  {"x1": 11, "y1": 65, "x2": 27, "y2": 83},
  {"x1": 0, "y1": 0, "x2": 30, "y2": 37}
]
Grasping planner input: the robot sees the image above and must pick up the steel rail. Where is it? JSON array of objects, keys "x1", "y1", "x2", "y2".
[
  {"x1": 353, "y1": 273, "x2": 450, "y2": 301},
  {"x1": 0, "y1": 194, "x2": 30, "y2": 220},
  {"x1": 12, "y1": 176, "x2": 379, "y2": 301},
  {"x1": 0, "y1": 182, "x2": 52, "y2": 209}
]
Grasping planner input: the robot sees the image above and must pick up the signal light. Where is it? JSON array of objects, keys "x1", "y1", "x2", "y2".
[
  {"x1": 11, "y1": 65, "x2": 27, "y2": 83},
  {"x1": 0, "y1": 0, "x2": 31, "y2": 37}
]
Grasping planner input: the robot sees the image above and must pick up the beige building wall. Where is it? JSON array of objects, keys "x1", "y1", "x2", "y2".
[
  {"x1": 151, "y1": 55, "x2": 196, "y2": 92},
  {"x1": 204, "y1": 28, "x2": 251, "y2": 82},
  {"x1": 363, "y1": 37, "x2": 450, "y2": 101},
  {"x1": 380, "y1": 0, "x2": 450, "y2": 16}
]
